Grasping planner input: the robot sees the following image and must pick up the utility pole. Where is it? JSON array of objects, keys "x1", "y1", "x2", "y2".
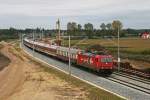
[
  {"x1": 21, "y1": 33, "x2": 24, "y2": 46},
  {"x1": 68, "y1": 35, "x2": 71, "y2": 76},
  {"x1": 57, "y1": 19, "x2": 61, "y2": 40},
  {"x1": 33, "y1": 31, "x2": 35, "y2": 55},
  {"x1": 118, "y1": 27, "x2": 120, "y2": 71},
  {"x1": 20, "y1": 32, "x2": 22, "y2": 44},
  {"x1": 41, "y1": 29, "x2": 43, "y2": 40},
  {"x1": 21, "y1": 33, "x2": 26, "y2": 47},
  {"x1": 56, "y1": 19, "x2": 61, "y2": 46}
]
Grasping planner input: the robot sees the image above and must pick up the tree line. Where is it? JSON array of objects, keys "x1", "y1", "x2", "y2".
[
  {"x1": 0, "y1": 20, "x2": 149, "y2": 41},
  {"x1": 66, "y1": 20, "x2": 124, "y2": 38}
]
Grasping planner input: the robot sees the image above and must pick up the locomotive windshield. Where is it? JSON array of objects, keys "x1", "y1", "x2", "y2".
[{"x1": 101, "y1": 58, "x2": 112, "y2": 62}]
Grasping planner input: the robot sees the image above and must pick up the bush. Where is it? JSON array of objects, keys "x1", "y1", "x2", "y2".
[{"x1": 141, "y1": 49, "x2": 150, "y2": 55}]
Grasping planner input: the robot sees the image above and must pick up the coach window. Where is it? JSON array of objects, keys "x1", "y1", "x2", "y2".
[
  {"x1": 72, "y1": 54, "x2": 75, "y2": 59},
  {"x1": 61, "y1": 51, "x2": 63, "y2": 55},
  {"x1": 67, "y1": 52, "x2": 69, "y2": 57},
  {"x1": 74, "y1": 54, "x2": 76, "y2": 59},
  {"x1": 63, "y1": 51, "x2": 65, "y2": 56},
  {"x1": 73, "y1": 54, "x2": 76, "y2": 59},
  {"x1": 58, "y1": 50, "x2": 61, "y2": 55},
  {"x1": 65, "y1": 52, "x2": 67, "y2": 57},
  {"x1": 60, "y1": 51, "x2": 62, "y2": 55},
  {"x1": 58, "y1": 50, "x2": 60, "y2": 55},
  {"x1": 59, "y1": 50, "x2": 61, "y2": 55},
  {"x1": 72, "y1": 54, "x2": 74, "y2": 59},
  {"x1": 64, "y1": 51, "x2": 66, "y2": 56},
  {"x1": 57, "y1": 50, "x2": 59, "y2": 54}
]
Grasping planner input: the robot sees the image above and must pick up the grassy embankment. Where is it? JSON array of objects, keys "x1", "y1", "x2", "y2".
[
  {"x1": 11, "y1": 41, "x2": 124, "y2": 100},
  {"x1": 30, "y1": 59, "x2": 124, "y2": 100},
  {"x1": 63, "y1": 38, "x2": 150, "y2": 63}
]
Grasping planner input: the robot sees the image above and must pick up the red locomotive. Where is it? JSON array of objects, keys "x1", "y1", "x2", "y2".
[
  {"x1": 23, "y1": 38, "x2": 114, "y2": 75},
  {"x1": 77, "y1": 52, "x2": 113, "y2": 74}
]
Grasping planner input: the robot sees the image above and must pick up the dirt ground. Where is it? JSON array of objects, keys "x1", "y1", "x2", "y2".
[
  {"x1": 122, "y1": 59, "x2": 150, "y2": 70},
  {"x1": 0, "y1": 53, "x2": 10, "y2": 71},
  {"x1": 129, "y1": 60, "x2": 150, "y2": 70},
  {"x1": 0, "y1": 42, "x2": 88, "y2": 100}
]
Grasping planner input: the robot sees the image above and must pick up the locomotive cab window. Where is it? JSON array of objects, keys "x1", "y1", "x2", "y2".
[{"x1": 101, "y1": 58, "x2": 112, "y2": 62}]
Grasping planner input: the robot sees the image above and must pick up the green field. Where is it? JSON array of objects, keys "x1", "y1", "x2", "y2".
[
  {"x1": 63, "y1": 37, "x2": 150, "y2": 52},
  {"x1": 62, "y1": 37, "x2": 150, "y2": 63}
]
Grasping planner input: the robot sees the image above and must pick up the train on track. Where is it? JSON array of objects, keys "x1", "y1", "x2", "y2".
[{"x1": 23, "y1": 38, "x2": 114, "y2": 75}]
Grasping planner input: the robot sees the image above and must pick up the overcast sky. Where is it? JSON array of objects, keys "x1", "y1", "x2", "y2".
[{"x1": 0, "y1": 0, "x2": 150, "y2": 29}]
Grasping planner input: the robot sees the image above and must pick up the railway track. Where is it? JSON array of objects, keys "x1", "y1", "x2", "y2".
[
  {"x1": 113, "y1": 71, "x2": 150, "y2": 85},
  {"x1": 120, "y1": 67, "x2": 149, "y2": 78},
  {"x1": 106, "y1": 76, "x2": 150, "y2": 95}
]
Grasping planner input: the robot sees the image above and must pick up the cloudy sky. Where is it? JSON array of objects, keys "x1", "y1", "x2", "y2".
[{"x1": 0, "y1": 0, "x2": 150, "y2": 29}]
